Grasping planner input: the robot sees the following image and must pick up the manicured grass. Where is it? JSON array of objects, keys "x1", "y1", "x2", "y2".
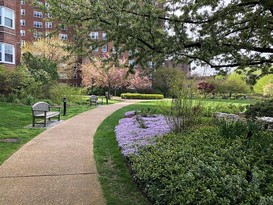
[
  {"x1": 0, "y1": 102, "x2": 44, "y2": 165},
  {"x1": 0, "y1": 101, "x2": 98, "y2": 165},
  {"x1": 0, "y1": 96, "x2": 121, "y2": 165},
  {"x1": 198, "y1": 97, "x2": 258, "y2": 105},
  {"x1": 94, "y1": 101, "x2": 155, "y2": 205}
]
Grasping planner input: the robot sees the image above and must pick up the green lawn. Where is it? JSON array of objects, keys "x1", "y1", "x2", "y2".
[
  {"x1": 0, "y1": 102, "x2": 44, "y2": 164},
  {"x1": 198, "y1": 97, "x2": 258, "y2": 105},
  {"x1": 94, "y1": 101, "x2": 154, "y2": 205},
  {"x1": 0, "y1": 96, "x2": 121, "y2": 165},
  {"x1": 0, "y1": 102, "x2": 97, "y2": 165}
]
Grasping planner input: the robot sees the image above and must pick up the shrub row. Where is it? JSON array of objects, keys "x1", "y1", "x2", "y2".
[
  {"x1": 129, "y1": 126, "x2": 273, "y2": 205},
  {"x1": 120, "y1": 93, "x2": 164, "y2": 99}
]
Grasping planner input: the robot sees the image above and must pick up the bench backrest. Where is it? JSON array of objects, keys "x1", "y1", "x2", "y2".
[
  {"x1": 32, "y1": 102, "x2": 50, "y2": 116},
  {"x1": 90, "y1": 95, "x2": 98, "y2": 102}
]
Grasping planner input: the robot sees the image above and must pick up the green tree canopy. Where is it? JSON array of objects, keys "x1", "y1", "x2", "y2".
[
  {"x1": 46, "y1": 0, "x2": 273, "y2": 73},
  {"x1": 253, "y1": 74, "x2": 273, "y2": 94},
  {"x1": 212, "y1": 74, "x2": 250, "y2": 98},
  {"x1": 152, "y1": 67, "x2": 185, "y2": 97},
  {"x1": 21, "y1": 52, "x2": 59, "y2": 83}
]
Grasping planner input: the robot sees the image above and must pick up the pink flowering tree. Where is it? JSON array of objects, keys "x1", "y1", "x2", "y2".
[
  {"x1": 82, "y1": 57, "x2": 129, "y2": 96},
  {"x1": 129, "y1": 69, "x2": 151, "y2": 91}
]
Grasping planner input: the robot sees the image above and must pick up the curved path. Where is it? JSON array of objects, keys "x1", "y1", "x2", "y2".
[{"x1": 0, "y1": 100, "x2": 139, "y2": 205}]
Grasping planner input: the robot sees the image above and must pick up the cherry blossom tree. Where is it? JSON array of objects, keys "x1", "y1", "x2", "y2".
[
  {"x1": 129, "y1": 69, "x2": 151, "y2": 91},
  {"x1": 82, "y1": 57, "x2": 129, "y2": 96}
]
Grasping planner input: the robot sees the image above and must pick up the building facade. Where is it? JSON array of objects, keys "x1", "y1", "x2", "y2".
[
  {"x1": 0, "y1": 0, "x2": 190, "y2": 85},
  {"x1": 0, "y1": 0, "x2": 20, "y2": 66}
]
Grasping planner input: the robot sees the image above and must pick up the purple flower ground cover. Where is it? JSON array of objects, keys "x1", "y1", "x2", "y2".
[{"x1": 115, "y1": 112, "x2": 172, "y2": 157}]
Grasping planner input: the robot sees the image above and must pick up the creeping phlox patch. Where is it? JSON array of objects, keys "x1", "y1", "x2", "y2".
[{"x1": 115, "y1": 112, "x2": 171, "y2": 157}]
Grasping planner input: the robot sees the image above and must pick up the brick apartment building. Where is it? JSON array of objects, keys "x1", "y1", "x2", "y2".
[
  {"x1": 0, "y1": 0, "x2": 20, "y2": 66},
  {"x1": 0, "y1": 0, "x2": 114, "y2": 86},
  {"x1": 0, "y1": 0, "x2": 190, "y2": 86}
]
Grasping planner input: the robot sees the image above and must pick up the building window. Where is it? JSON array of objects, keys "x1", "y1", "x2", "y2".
[
  {"x1": 45, "y1": 2, "x2": 50, "y2": 7},
  {"x1": 34, "y1": 11, "x2": 43, "y2": 18},
  {"x1": 45, "y1": 22, "x2": 52, "y2": 28},
  {"x1": 20, "y1": 30, "x2": 25, "y2": 36},
  {"x1": 4, "y1": 9, "x2": 13, "y2": 28},
  {"x1": 59, "y1": 73, "x2": 67, "y2": 79},
  {"x1": 90, "y1": 46, "x2": 99, "y2": 52},
  {"x1": 60, "y1": 24, "x2": 67, "y2": 30},
  {"x1": 128, "y1": 59, "x2": 135, "y2": 65},
  {"x1": 21, "y1": 40, "x2": 26, "y2": 47},
  {"x1": 148, "y1": 61, "x2": 153, "y2": 68},
  {"x1": 33, "y1": 31, "x2": 43, "y2": 39},
  {"x1": 21, "y1": 9, "x2": 25, "y2": 16},
  {"x1": 0, "y1": 7, "x2": 15, "y2": 29},
  {"x1": 20, "y1": 19, "x2": 25, "y2": 26},
  {"x1": 102, "y1": 45, "x2": 107, "y2": 53},
  {"x1": 90, "y1": 32, "x2": 99, "y2": 39},
  {"x1": 34, "y1": 21, "x2": 43, "y2": 28},
  {"x1": 59, "y1": 34, "x2": 68, "y2": 40},
  {"x1": 21, "y1": 0, "x2": 25, "y2": 4},
  {"x1": 0, "y1": 43, "x2": 15, "y2": 64},
  {"x1": 45, "y1": 32, "x2": 51, "y2": 38},
  {"x1": 111, "y1": 47, "x2": 116, "y2": 54},
  {"x1": 102, "y1": 33, "x2": 107, "y2": 40}
]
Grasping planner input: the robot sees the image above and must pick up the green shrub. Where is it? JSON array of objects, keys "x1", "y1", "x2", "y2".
[
  {"x1": 216, "y1": 119, "x2": 262, "y2": 138},
  {"x1": 203, "y1": 103, "x2": 246, "y2": 117},
  {"x1": 49, "y1": 83, "x2": 79, "y2": 104},
  {"x1": 6, "y1": 93, "x2": 19, "y2": 103},
  {"x1": 136, "y1": 106, "x2": 160, "y2": 116},
  {"x1": 21, "y1": 95, "x2": 36, "y2": 105},
  {"x1": 0, "y1": 94, "x2": 6, "y2": 102},
  {"x1": 120, "y1": 93, "x2": 164, "y2": 99},
  {"x1": 245, "y1": 99, "x2": 273, "y2": 118},
  {"x1": 130, "y1": 127, "x2": 273, "y2": 205}
]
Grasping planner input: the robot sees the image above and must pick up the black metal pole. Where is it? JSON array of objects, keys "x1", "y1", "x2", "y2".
[
  {"x1": 105, "y1": 92, "x2": 109, "y2": 104},
  {"x1": 63, "y1": 97, "x2": 67, "y2": 116}
]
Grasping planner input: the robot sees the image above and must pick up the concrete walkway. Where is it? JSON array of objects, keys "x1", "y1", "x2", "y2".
[{"x1": 0, "y1": 100, "x2": 138, "y2": 205}]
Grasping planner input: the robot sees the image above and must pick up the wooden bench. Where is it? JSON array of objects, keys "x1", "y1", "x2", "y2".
[
  {"x1": 32, "y1": 102, "x2": 61, "y2": 127},
  {"x1": 90, "y1": 95, "x2": 103, "y2": 106}
]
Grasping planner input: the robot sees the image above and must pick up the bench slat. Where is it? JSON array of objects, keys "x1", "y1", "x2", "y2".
[{"x1": 32, "y1": 102, "x2": 61, "y2": 127}]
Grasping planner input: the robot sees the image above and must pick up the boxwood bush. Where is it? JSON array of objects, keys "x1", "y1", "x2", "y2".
[
  {"x1": 129, "y1": 126, "x2": 273, "y2": 205},
  {"x1": 121, "y1": 93, "x2": 164, "y2": 99}
]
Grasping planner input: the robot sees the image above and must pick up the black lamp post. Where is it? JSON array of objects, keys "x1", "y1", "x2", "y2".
[{"x1": 63, "y1": 97, "x2": 67, "y2": 116}]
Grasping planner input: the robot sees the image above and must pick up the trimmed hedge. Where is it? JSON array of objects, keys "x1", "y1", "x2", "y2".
[
  {"x1": 121, "y1": 93, "x2": 164, "y2": 99},
  {"x1": 129, "y1": 126, "x2": 273, "y2": 205}
]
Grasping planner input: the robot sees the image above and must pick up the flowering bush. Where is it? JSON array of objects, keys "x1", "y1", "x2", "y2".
[{"x1": 115, "y1": 113, "x2": 171, "y2": 157}]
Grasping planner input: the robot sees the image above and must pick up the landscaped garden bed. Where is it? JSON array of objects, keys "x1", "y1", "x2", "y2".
[{"x1": 114, "y1": 102, "x2": 273, "y2": 205}]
